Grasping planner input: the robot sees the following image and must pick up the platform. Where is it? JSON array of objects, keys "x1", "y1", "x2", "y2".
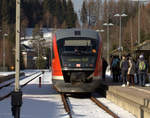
[
  {"x1": 0, "y1": 72, "x2": 25, "y2": 83},
  {"x1": 98, "y1": 80, "x2": 150, "y2": 118}
]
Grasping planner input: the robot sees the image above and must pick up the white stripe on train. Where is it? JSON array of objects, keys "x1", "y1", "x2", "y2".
[{"x1": 53, "y1": 76, "x2": 64, "y2": 80}]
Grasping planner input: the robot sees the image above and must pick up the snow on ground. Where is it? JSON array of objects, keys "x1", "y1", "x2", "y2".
[
  {"x1": 0, "y1": 71, "x2": 41, "y2": 98},
  {"x1": 0, "y1": 70, "x2": 137, "y2": 118},
  {"x1": 0, "y1": 72, "x2": 15, "y2": 76},
  {"x1": 0, "y1": 69, "x2": 40, "y2": 76},
  {"x1": 0, "y1": 70, "x2": 68, "y2": 118},
  {"x1": 69, "y1": 97, "x2": 113, "y2": 118},
  {"x1": 21, "y1": 72, "x2": 68, "y2": 118},
  {"x1": 0, "y1": 70, "x2": 40, "y2": 88}
]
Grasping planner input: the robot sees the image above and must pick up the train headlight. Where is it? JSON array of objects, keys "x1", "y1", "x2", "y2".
[{"x1": 89, "y1": 64, "x2": 93, "y2": 67}]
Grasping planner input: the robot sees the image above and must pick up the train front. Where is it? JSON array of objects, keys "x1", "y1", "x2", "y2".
[{"x1": 52, "y1": 29, "x2": 102, "y2": 93}]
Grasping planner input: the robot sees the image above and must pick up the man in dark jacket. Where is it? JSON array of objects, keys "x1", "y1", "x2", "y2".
[
  {"x1": 120, "y1": 55, "x2": 128, "y2": 87},
  {"x1": 102, "y1": 57, "x2": 108, "y2": 81},
  {"x1": 137, "y1": 54, "x2": 148, "y2": 87},
  {"x1": 111, "y1": 56, "x2": 120, "y2": 82}
]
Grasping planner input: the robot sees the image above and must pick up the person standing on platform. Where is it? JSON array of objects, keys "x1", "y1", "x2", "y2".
[
  {"x1": 120, "y1": 55, "x2": 128, "y2": 87},
  {"x1": 127, "y1": 57, "x2": 135, "y2": 86},
  {"x1": 135, "y1": 57, "x2": 139, "y2": 85},
  {"x1": 111, "y1": 56, "x2": 120, "y2": 82},
  {"x1": 102, "y1": 57, "x2": 108, "y2": 81},
  {"x1": 137, "y1": 54, "x2": 148, "y2": 87}
]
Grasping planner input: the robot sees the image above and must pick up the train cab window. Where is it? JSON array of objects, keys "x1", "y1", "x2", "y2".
[
  {"x1": 57, "y1": 37, "x2": 98, "y2": 55},
  {"x1": 57, "y1": 37, "x2": 99, "y2": 68}
]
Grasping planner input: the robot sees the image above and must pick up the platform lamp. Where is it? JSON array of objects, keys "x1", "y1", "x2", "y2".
[
  {"x1": 11, "y1": 0, "x2": 22, "y2": 118},
  {"x1": 103, "y1": 23, "x2": 114, "y2": 64},
  {"x1": 132, "y1": 0, "x2": 147, "y2": 44},
  {"x1": 114, "y1": 13, "x2": 127, "y2": 58}
]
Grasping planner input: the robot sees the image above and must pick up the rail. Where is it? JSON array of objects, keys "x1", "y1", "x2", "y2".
[
  {"x1": 90, "y1": 96, "x2": 119, "y2": 118},
  {"x1": 0, "y1": 73, "x2": 42, "y2": 101},
  {"x1": 61, "y1": 93, "x2": 72, "y2": 118}
]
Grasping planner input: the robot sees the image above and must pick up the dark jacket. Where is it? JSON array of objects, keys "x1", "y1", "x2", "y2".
[{"x1": 120, "y1": 59, "x2": 128, "y2": 72}]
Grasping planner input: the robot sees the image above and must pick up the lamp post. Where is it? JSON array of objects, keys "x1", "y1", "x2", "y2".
[
  {"x1": 132, "y1": 0, "x2": 147, "y2": 44},
  {"x1": 3, "y1": 33, "x2": 8, "y2": 72},
  {"x1": 103, "y1": 23, "x2": 114, "y2": 64},
  {"x1": 114, "y1": 13, "x2": 127, "y2": 58}
]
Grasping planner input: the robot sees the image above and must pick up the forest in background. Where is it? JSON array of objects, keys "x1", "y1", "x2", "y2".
[
  {"x1": 1, "y1": 0, "x2": 150, "y2": 68},
  {"x1": 0, "y1": 0, "x2": 77, "y2": 68},
  {"x1": 80, "y1": 0, "x2": 150, "y2": 54}
]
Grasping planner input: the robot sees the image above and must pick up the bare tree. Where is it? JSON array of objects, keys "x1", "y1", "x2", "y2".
[
  {"x1": 21, "y1": 17, "x2": 29, "y2": 38},
  {"x1": 43, "y1": 10, "x2": 52, "y2": 28}
]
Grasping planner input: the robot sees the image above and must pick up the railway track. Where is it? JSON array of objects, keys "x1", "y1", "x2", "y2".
[
  {"x1": 0, "y1": 72, "x2": 42, "y2": 101},
  {"x1": 90, "y1": 96, "x2": 119, "y2": 118},
  {"x1": 61, "y1": 93, "x2": 72, "y2": 118},
  {"x1": 0, "y1": 71, "x2": 40, "y2": 90},
  {"x1": 60, "y1": 93, "x2": 119, "y2": 118}
]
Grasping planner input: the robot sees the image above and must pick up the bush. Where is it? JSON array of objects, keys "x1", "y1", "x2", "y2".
[{"x1": 35, "y1": 56, "x2": 47, "y2": 69}]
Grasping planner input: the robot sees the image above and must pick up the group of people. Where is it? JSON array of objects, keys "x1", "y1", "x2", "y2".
[{"x1": 107, "y1": 54, "x2": 148, "y2": 87}]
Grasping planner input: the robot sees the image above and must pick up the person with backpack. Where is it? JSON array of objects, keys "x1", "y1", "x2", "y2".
[
  {"x1": 120, "y1": 55, "x2": 128, "y2": 87},
  {"x1": 137, "y1": 54, "x2": 148, "y2": 87}
]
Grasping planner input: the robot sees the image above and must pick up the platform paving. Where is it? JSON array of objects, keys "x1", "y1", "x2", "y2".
[{"x1": 98, "y1": 79, "x2": 150, "y2": 118}]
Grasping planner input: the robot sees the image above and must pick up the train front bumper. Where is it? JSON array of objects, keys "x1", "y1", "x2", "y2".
[{"x1": 52, "y1": 79, "x2": 100, "y2": 93}]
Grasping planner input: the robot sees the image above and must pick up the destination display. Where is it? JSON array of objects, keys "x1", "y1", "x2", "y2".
[
  {"x1": 64, "y1": 40, "x2": 91, "y2": 46},
  {"x1": 67, "y1": 58, "x2": 89, "y2": 62}
]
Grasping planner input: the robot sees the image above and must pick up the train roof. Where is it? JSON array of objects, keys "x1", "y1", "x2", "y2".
[{"x1": 55, "y1": 29, "x2": 100, "y2": 40}]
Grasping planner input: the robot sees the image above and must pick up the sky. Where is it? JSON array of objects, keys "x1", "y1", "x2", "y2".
[
  {"x1": 71, "y1": 0, "x2": 85, "y2": 23},
  {"x1": 72, "y1": 0, "x2": 84, "y2": 12},
  {"x1": 72, "y1": 0, "x2": 150, "y2": 12}
]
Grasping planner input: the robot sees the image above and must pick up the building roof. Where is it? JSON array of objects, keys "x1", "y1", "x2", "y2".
[
  {"x1": 135, "y1": 40, "x2": 150, "y2": 51},
  {"x1": 21, "y1": 28, "x2": 53, "y2": 40},
  {"x1": 21, "y1": 44, "x2": 34, "y2": 52},
  {"x1": 55, "y1": 29, "x2": 100, "y2": 41}
]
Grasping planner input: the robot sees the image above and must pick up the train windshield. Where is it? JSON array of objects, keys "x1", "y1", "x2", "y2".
[
  {"x1": 57, "y1": 37, "x2": 99, "y2": 68},
  {"x1": 57, "y1": 37, "x2": 98, "y2": 56}
]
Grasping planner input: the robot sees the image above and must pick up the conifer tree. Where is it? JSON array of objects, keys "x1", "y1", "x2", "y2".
[
  {"x1": 49, "y1": 0, "x2": 56, "y2": 16},
  {"x1": 56, "y1": 0, "x2": 63, "y2": 26},
  {"x1": 2, "y1": 0, "x2": 9, "y2": 25},
  {"x1": 62, "y1": 0, "x2": 67, "y2": 22},
  {"x1": 8, "y1": 0, "x2": 15, "y2": 24},
  {"x1": 81, "y1": 1, "x2": 87, "y2": 25},
  {"x1": 66, "y1": 0, "x2": 77, "y2": 28},
  {"x1": 0, "y1": 0, "x2": 2, "y2": 26}
]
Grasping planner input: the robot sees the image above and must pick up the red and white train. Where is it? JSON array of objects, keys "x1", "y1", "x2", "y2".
[{"x1": 51, "y1": 29, "x2": 102, "y2": 93}]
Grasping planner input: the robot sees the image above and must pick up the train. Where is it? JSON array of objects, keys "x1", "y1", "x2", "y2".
[{"x1": 51, "y1": 29, "x2": 102, "y2": 93}]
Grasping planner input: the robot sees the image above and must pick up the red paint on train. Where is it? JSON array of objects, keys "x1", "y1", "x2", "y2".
[{"x1": 52, "y1": 35, "x2": 63, "y2": 76}]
